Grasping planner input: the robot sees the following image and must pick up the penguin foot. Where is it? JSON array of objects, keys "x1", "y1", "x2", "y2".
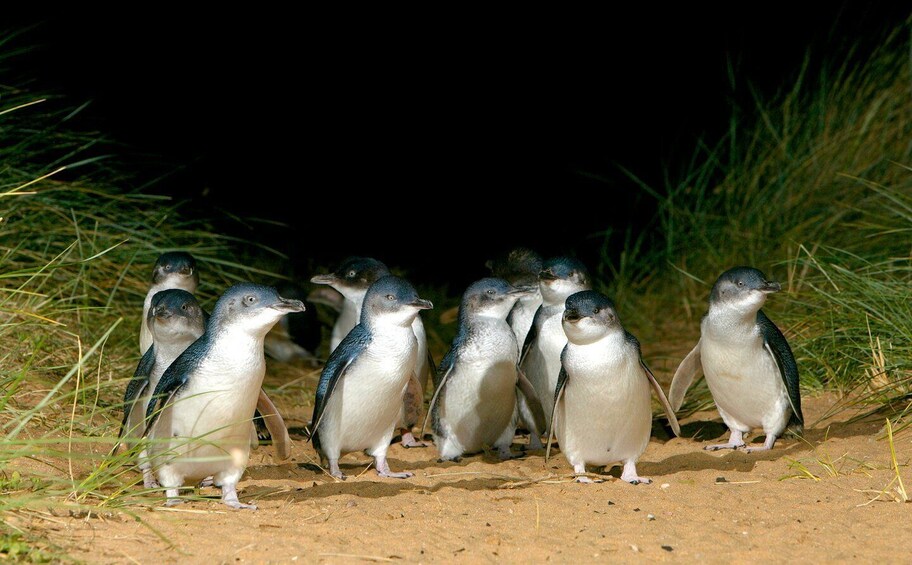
[
  {"x1": 620, "y1": 461, "x2": 651, "y2": 484},
  {"x1": 198, "y1": 476, "x2": 214, "y2": 488},
  {"x1": 526, "y1": 435, "x2": 544, "y2": 451},
  {"x1": 574, "y1": 476, "x2": 603, "y2": 484},
  {"x1": 399, "y1": 432, "x2": 427, "y2": 448},
  {"x1": 328, "y1": 459, "x2": 347, "y2": 480},
  {"x1": 438, "y1": 456, "x2": 462, "y2": 463},
  {"x1": 497, "y1": 448, "x2": 525, "y2": 461},
  {"x1": 377, "y1": 470, "x2": 414, "y2": 479},
  {"x1": 704, "y1": 442, "x2": 745, "y2": 451},
  {"x1": 224, "y1": 500, "x2": 258, "y2": 511},
  {"x1": 744, "y1": 434, "x2": 777, "y2": 452},
  {"x1": 164, "y1": 498, "x2": 184, "y2": 507}
]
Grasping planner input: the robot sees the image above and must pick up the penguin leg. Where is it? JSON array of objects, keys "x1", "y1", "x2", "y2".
[
  {"x1": 572, "y1": 462, "x2": 601, "y2": 484},
  {"x1": 327, "y1": 459, "x2": 347, "y2": 480},
  {"x1": 220, "y1": 482, "x2": 257, "y2": 510},
  {"x1": 704, "y1": 428, "x2": 747, "y2": 451},
  {"x1": 619, "y1": 460, "x2": 650, "y2": 485},
  {"x1": 138, "y1": 453, "x2": 159, "y2": 489},
  {"x1": 398, "y1": 374, "x2": 427, "y2": 448},
  {"x1": 374, "y1": 453, "x2": 413, "y2": 479},
  {"x1": 157, "y1": 465, "x2": 184, "y2": 506},
  {"x1": 745, "y1": 433, "x2": 778, "y2": 452},
  {"x1": 494, "y1": 423, "x2": 523, "y2": 460}
]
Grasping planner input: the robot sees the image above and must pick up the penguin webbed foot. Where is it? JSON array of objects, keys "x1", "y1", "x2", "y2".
[
  {"x1": 399, "y1": 431, "x2": 428, "y2": 449},
  {"x1": 198, "y1": 476, "x2": 214, "y2": 488},
  {"x1": 744, "y1": 434, "x2": 777, "y2": 453},
  {"x1": 704, "y1": 429, "x2": 747, "y2": 451},
  {"x1": 164, "y1": 498, "x2": 184, "y2": 507},
  {"x1": 620, "y1": 461, "x2": 651, "y2": 485},
  {"x1": 377, "y1": 470, "x2": 414, "y2": 479},
  {"x1": 496, "y1": 447, "x2": 524, "y2": 461},
  {"x1": 574, "y1": 475, "x2": 603, "y2": 484},
  {"x1": 224, "y1": 500, "x2": 258, "y2": 511}
]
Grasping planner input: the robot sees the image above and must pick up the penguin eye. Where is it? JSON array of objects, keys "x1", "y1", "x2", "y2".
[
  {"x1": 386, "y1": 294, "x2": 395, "y2": 301},
  {"x1": 244, "y1": 295, "x2": 257, "y2": 305},
  {"x1": 593, "y1": 308, "x2": 601, "y2": 314},
  {"x1": 737, "y1": 281, "x2": 744, "y2": 287},
  {"x1": 181, "y1": 303, "x2": 189, "y2": 311},
  {"x1": 486, "y1": 289, "x2": 496, "y2": 296},
  {"x1": 347, "y1": 270, "x2": 357, "y2": 278}
]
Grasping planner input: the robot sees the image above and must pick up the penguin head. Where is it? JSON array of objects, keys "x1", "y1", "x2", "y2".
[
  {"x1": 310, "y1": 257, "x2": 391, "y2": 303},
  {"x1": 151, "y1": 251, "x2": 199, "y2": 290},
  {"x1": 361, "y1": 275, "x2": 432, "y2": 328},
  {"x1": 211, "y1": 283, "x2": 306, "y2": 336},
  {"x1": 148, "y1": 288, "x2": 206, "y2": 343},
  {"x1": 709, "y1": 266, "x2": 781, "y2": 313},
  {"x1": 460, "y1": 277, "x2": 535, "y2": 322},
  {"x1": 539, "y1": 257, "x2": 591, "y2": 304},
  {"x1": 485, "y1": 248, "x2": 544, "y2": 287},
  {"x1": 562, "y1": 290, "x2": 620, "y2": 345}
]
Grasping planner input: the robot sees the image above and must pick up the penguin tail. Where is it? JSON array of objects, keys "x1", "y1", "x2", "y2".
[{"x1": 786, "y1": 414, "x2": 804, "y2": 437}]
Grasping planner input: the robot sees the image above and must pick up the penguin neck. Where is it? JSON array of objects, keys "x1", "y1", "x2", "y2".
[
  {"x1": 704, "y1": 302, "x2": 762, "y2": 339},
  {"x1": 153, "y1": 334, "x2": 199, "y2": 367},
  {"x1": 540, "y1": 283, "x2": 586, "y2": 307}
]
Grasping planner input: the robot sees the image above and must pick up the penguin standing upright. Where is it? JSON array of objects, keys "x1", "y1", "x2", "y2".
[
  {"x1": 548, "y1": 290, "x2": 680, "y2": 483},
  {"x1": 139, "y1": 252, "x2": 198, "y2": 354},
  {"x1": 311, "y1": 257, "x2": 433, "y2": 447},
  {"x1": 143, "y1": 283, "x2": 305, "y2": 508},
  {"x1": 669, "y1": 266, "x2": 802, "y2": 451},
  {"x1": 520, "y1": 257, "x2": 592, "y2": 430},
  {"x1": 427, "y1": 278, "x2": 544, "y2": 461},
  {"x1": 486, "y1": 247, "x2": 544, "y2": 347},
  {"x1": 307, "y1": 276, "x2": 432, "y2": 479}
]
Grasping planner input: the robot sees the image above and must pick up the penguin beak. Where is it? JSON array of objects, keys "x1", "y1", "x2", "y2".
[
  {"x1": 274, "y1": 298, "x2": 306, "y2": 313},
  {"x1": 410, "y1": 298, "x2": 433, "y2": 310},
  {"x1": 539, "y1": 268, "x2": 559, "y2": 282},
  {"x1": 178, "y1": 266, "x2": 193, "y2": 276},
  {"x1": 759, "y1": 281, "x2": 782, "y2": 294},
  {"x1": 153, "y1": 306, "x2": 171, "y2": 319},
  {"x1": 563, "y1": 310, "x2": 582, "y2": 323},
  {"x1": 310, "y1": 274, "x2": 336, "y2": 285}
]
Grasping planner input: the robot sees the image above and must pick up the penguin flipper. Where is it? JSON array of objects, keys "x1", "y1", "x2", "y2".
[
  {"x1": 117, "y1": 346, "x2": 156, "y2": 443},
  {"x1": 256, "y1": 389, "x2": 292, "y2": 461},
  {"x1": 519, "y1": 305, "x2": 544, "y2": 365},
  {"x1": 308, "y1": 326, "x2": 369, "y2": 442},
  {"x1": 758, "y1": 310, "x2": 803, "y2": 429},
  {"x1": 545, "y1": 358, "x2": 569, "y2": 462},
  {"x1": 426, "y1": 349, "x2": 438, "y2": 387},
  {"x1": 641, "y1": 359, "x2": 681, "y2": 437},
  {"x1": 142, "y1": 340, "x2": 205, "y2": 435},
  {"x1": 516, "y1": 366, "x2": 546, "y2": 434},
  {"x1": 669, "y1": 340, "x2": 702, "y2": 412},
  {"x1": 421, "y1": 349, "x2": 456, "y2": 439}
]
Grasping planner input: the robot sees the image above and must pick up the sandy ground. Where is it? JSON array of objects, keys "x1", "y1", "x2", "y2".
[{"x1": 15, "y1": 368, "x2": 912, "y2": 564}]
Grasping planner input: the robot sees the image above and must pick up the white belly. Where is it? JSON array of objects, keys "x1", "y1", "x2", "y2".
[
  {"x1": 522, "y1": 311, "x2": 566, "y2": 424},
  {"x1": 700, "y1": 330, "x2": 789, "y2": 434},
  {"x1": 438, "y1": 359, "x2": 517, "y2": 453},
  {"x1": 509, "y1": 294, "x2": 542, "y2": 348},
  {"x1": 319, "y1": 331, "x2": 417, "y2": 457},
  {"x1": 556, "y1": 338, "x2": 651, "y2": 467},
  {"x1": 330, "y1": 302, "x2": 360, "y2": 352}
]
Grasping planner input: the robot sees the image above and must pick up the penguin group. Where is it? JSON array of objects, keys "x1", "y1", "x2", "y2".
[{"x1": 113, "y1": 248, "x2": 803, "y2": 509}]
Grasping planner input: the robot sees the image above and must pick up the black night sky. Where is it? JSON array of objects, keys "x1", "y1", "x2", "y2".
[{"x1": 8, "y1": 4, "x2": 908, "y2": 288}]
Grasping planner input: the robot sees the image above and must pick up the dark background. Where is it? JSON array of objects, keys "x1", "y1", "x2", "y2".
[{"x1": 8, "y1": 4, "x2": 909, "y2": 289}]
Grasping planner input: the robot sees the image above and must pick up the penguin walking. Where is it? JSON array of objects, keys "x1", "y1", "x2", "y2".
[
  {"x1": 307, "y1": 276, "x2": 432, "y2": 480},
  {"x1": 139, "y1": 252, "x2": 198, "y2": 354},
  {"x1": 669, "y1": 267, "x2": 802, "y2": 451},
  {"x1": 520, "y1": 257, "x2": 592, "y2": 431},
  {"x1": 311, "y1": 257, "x2": 433, "y2": 447},
  {"x1": 486, "y1": 247, "x2": 544, "y2": 347},
  {"x1": 426, "y1": 278, "x2": 544, "y2": 461},
  {"x1": 547, "y1": 291, "x2": 680, "y2": 483},
  {"x1": 143, "y1": 283, "x2": 305, "y2": 509},
  {"x1": 120, "y1": 289, "x2": 205, "y2": 488}
]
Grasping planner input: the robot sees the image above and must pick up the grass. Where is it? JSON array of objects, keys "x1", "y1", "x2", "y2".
[{"x1": 602, "y1": 19, "x2": 912, "y2": 419}]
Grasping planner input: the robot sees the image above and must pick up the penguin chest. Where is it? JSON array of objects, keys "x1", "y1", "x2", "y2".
[
  {"x1": 700, "y1": 326, "x2": 787, "y2": 430},
  {"x1": 152, "y1": 340, "x2": 266, "y2": 478},
  {"x1": 330, "y1": 301, "x2": 360, "y2": 352},
  {"x1": 509, "y1": 294, "x2": 542, "y2": 346},
  {"x1": 325, "y1": 330, "x2": 418, "y2": 453},
  {"x1": 556, "y1": 340, "x2": 651, "y2": 466},
  {"x1": 523, "y1": 309, "x2": 567, "y2": 411},
  {"x1": 441, "y1": 325, "x2": 518, "y2": 450}
]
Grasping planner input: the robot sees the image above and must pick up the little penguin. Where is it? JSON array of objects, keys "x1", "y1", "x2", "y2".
[
  {"x1": 139, "y1": 252, "x2": 198, "y2": 354},
  {"x1": 311, "y1": 257, "x2": 433, "y2": 447},
  {"x1": 547, "y1": 290, "x2": 680, "y2": 483},
  {"x1": 669, "y1": 266, "x2": 803, "y2": 451},
  {"x1": 425, "y1": 278, "x2": 545, "y2": 461},
  {"x1": 142, "y1": 283, "x2": 305, "y2": 509},
  {"x1": 486, "y1": 247, "x2": 544, "y2": 347},
  {"x1": 120, "y1": 289, "x2": 205, "y2": 488},
  {"x1": 520, "y1": 257, "x2": 592, "y2": 432},
  {"x1": 307, "y1": 275, "x2": 432, "y2": 480}
]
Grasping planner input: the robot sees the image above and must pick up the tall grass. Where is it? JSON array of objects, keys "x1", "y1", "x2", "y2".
[
  {"x1": 0, "y1": 41, "x2": 294, "y2": 556},
  {"x1": 606, "y1": 19, "x2": 912, "y2": 418}
]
